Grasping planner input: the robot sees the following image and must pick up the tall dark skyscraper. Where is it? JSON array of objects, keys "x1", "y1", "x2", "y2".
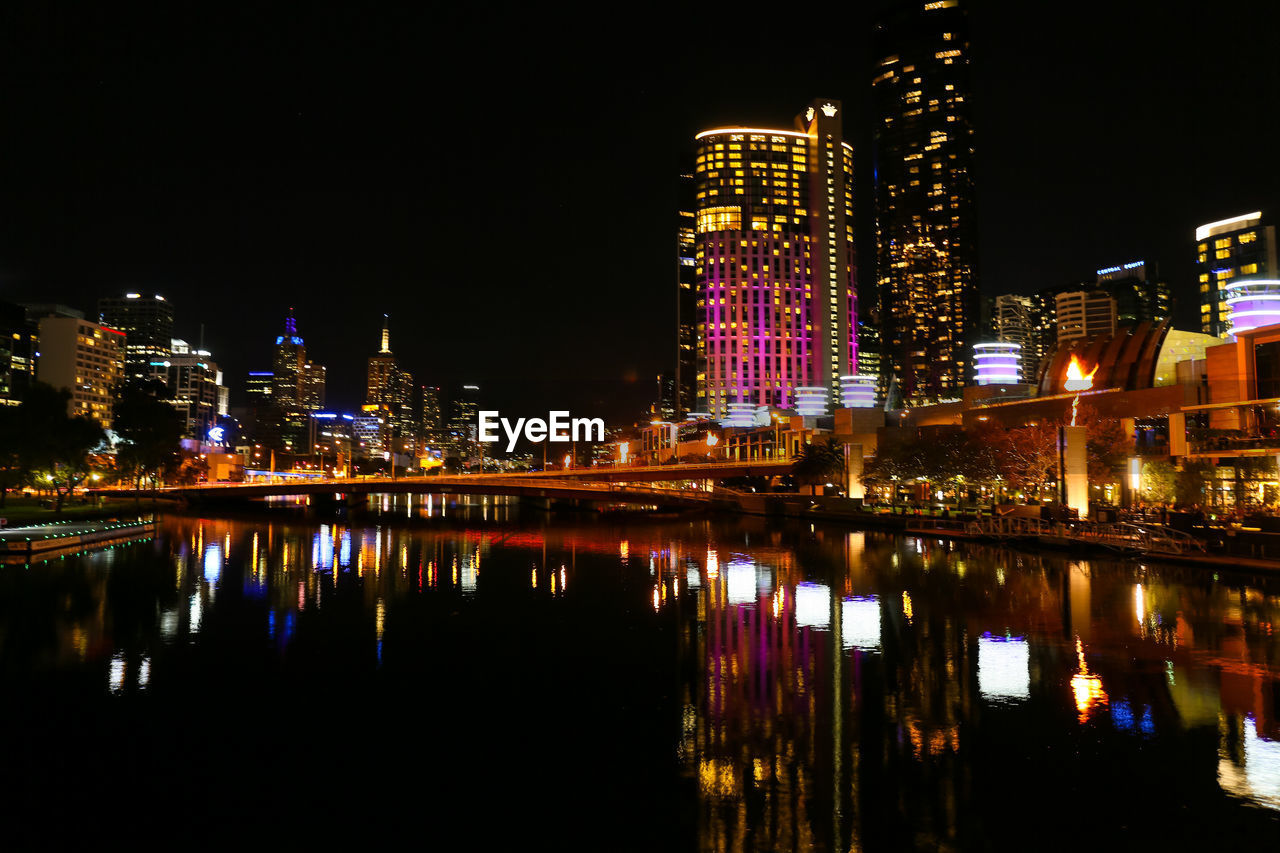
[
  {"x1": 871, "y1": 0, "x2": 979, "y2": 405},
  {"x1": 693, "y1": 98, "x2": 857, "y2": 418},
  {"x1": 98, "y1": 291, "x2": 175, "y2": 380},
  {"x1": 272, "y1": 312, "x2": 306, "y2": 409}
]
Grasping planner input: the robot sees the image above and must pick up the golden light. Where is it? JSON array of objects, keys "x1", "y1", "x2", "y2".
[
  {"x1": 1063, "y1": 354, "x2": 1098, "y2": 392},
  {"x1": 1070, "y1": 637, "x2": 1108, "y2": 723}
]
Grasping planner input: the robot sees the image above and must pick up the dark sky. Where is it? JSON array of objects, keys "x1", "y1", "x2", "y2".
[{"x1": 2, "y1": 1, "x2": 1277, "y2": 423}]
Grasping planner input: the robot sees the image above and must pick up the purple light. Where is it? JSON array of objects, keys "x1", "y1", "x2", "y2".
[
  {"x1": 974, "y1": 342, "x2": 1021, "y2": 385},
  {"x1": 1227, "y1": 279, "x2": 1280, "y2": 336}
]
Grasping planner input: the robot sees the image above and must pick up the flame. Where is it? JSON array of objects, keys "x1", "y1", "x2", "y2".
[{"x1": 1063, "y1": 355, "x2": 1098, "y2": 391}]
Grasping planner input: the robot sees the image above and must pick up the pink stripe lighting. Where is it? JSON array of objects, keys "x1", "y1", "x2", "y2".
[{"x1": 974, "y1": 342, "x2": 1021, "y2": 385}]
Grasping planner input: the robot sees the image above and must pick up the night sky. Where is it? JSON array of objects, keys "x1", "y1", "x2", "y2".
[{"x1": 2, "y1": 1, "x2": 1278, "y2": 424}]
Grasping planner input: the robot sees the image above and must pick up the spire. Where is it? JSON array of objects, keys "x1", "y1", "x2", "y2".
[
  {"x1": 285, "y1": 307, "x2": 298, "y2": 339},
  {"x1": 380, "y1": 313, "x2": 391, "y2": 354}
]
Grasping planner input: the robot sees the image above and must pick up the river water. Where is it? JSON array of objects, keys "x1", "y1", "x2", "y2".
[{"x1": 2, "y1": 495, "x2": 1279, "y2": 849}]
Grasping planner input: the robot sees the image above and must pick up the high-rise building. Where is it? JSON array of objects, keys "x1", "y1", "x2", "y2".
[
  {"x1": 98, "y1": 292, "x2": 174, "y2": 380},
  {"x1": 365, "y1": 315, "x2": 413, "y2": 451},
  {"x1": 300, "y1": 362, "x2": 326, "y2": 411},
  {"x1": 1055, "y1": 290, "x2": 1116, "y2": 343},
  {"x1": 675, "y1": 174, "x2": 698, "y2": 418},
  {"x1": 692, "y1": 97, "x2": 857, "y2": 418},
  {"x1": 148, "y1": 338, "x2": 228, "y2": 438},
  {"x1": 872, "y1": 0, "x2": 979, "y2": 404},
  {"x1": 1195, "y1": 211, "x2": 1278, "y2": 337},
  {"x1": 420, "y1": 384, "x2": 443, "y2": 448},
  {"x1": 35, "y1": 316, "x2": 125, "y2": 428},
  {"x1": 1096, "y1": 260, "x2": 1171, "y2": 327},
  {"x1": 272, "y1": 312, "x2": 306, "y2": 409},
  {"x1": 447, "y1": 384, "x2": 481, "y2": 459}
]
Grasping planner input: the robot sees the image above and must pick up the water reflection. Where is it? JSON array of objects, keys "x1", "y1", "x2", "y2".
[{"x1": 0, "y1": 503, "x2": 1277, "y2": 847}]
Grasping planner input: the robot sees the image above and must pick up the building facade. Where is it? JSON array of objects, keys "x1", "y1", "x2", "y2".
[
  {"x1": 98, "y1": 292, "x2": 174, "y2": 380},
  {"x1": 871, "y1": 0, "x2": 979, "y2": 404},
  {"x1": 148, "y1": 338, "x2": 228, "y2": 439},
  {"x1": 692, "y1": 98, "x2": 857, "y2": 418},
  {"x1": 990, "y1": 294, "x2": 1043, "y2": 385},
  {"x1": 1055, "y1": 290, "x2": 1117, "y2": 343},
  {"x1": 1096, "y1": 261, "x2": 1171, "y2": 327},
  {"x1": 676, "y1": 174, "x2": 698, "y2": 418},
  {"x1": 1195, "y1": 211, "x2": 1278, "y2": 338},
  {"x1": 0, "y1": 299, "x2": 36, "y2": 405},
  {"x1": 35, "y1": 316, "x2": 125, "y2": 428}
]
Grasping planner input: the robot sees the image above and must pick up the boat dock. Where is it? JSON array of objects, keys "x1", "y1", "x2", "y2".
[{"x1": 0, "y1": 518, "x2": 158, "y2": 561}]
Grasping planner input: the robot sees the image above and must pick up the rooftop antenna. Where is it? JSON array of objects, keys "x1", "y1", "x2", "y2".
[{"x1": 380, "y1": 313, "x2": 391, "y2": 354}]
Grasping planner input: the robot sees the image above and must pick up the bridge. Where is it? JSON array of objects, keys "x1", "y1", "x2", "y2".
[{"x1": 87, "y1": 460, "x2": 796, "y2": 509}]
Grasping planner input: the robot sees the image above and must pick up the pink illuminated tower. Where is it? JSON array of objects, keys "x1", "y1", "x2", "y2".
[{"x1": 693, "y1": 98, "x2": 857, "y2": 418}]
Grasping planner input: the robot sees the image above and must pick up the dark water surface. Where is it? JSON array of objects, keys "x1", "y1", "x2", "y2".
[{"x1": 3, "y1": 496, "x2": 1279, "y2": 849}]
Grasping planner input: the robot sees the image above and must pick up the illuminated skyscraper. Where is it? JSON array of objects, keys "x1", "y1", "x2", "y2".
[
  {"x1": 1195, "y1": 211, "x2": 1277, "y2": 337},
  {"x1": 98, "y1": 291, "x2": 174, "y2": 380},
  {"x1": 365, "y1": 315, "x2": 413, "y2": 451},
  {"x1": 872, "y1": 0, "x2": 979, "y2": 404},
  {"x1": 693, "y1": 98, "x2": 857, "y2": 418},
  {"x1": 272, "y1": 312, "x2": 306, "y2": 409}
]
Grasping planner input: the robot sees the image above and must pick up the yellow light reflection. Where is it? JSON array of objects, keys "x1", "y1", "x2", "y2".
[
  {"x1": 902, "y1": 591, "x2": 914, "y2": 624},
  {"x1": 1070, "y1": 636, "x2": 1108, "y2": 723}
]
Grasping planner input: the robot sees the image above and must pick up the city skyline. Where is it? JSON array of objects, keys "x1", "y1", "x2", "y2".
[{"x1": 2, "y1": 2, "x2": 1278, "y2": 421}]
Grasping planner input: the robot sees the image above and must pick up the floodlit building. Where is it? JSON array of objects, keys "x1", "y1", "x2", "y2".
[
  {"x1": 692, "y1": 97, "x2": 857, "y2": 417},
  {"x1": 35, "y1": 316, "x2": 125, "y2": 428},
  {"x1": 1196, "y1": 211, "x2": 1278, "y2": 338},
  {"x1": 1055, "y1": 290, "x2": 1116, "y2": 343},
  {"x1": 149, "y1": 338, "x2": 228, "y2": 439}
]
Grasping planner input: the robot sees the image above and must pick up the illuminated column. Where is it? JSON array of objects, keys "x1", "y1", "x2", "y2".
[
  {"x1": 795, "y1": 386, "x2": 828, "y2": 417},
  {"x1": 721, "y1": 402, "x2": 756, "y2": 428},
  {"x1": 845, "y1": 443, "x2": 864, "y2": 499},
  {"x1": 839, "y1": 375, "x2": 878, "y2": 408},
  {"x1": 1058, "y1": 425, "x2": 1089, "y2": 518}
]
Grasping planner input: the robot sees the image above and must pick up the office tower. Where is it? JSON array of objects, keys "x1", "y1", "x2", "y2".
[
  {"x1": 272, "y1": 312, "x2": 306, "y2": 408},
  {"x1": 871, "y1": 0, "x2": 979, "y2": 404},
  {"x1": 448, "y1": 384, "x2": 481, "y2": 458},
  {"x1": 1055, "y1": 290, "x2": 1116, "y2": 343},
  {"x1": 692, "y1": 97, "x2": 857, "y2": 418},
  {"x1": 1096, "y1": 261, "x2": 1171, "y2": 327},
  {"x1": 0, "y1": 299, "x2": 36, "y2": 404},
  {"x1": 300, "y1": 362, "x2": 326, "y2": 411},
  {"x1": 365, "y1": 315, "x2": 413, "y2": 451},
  {"x1": 98, "y1": 292, "x2": 174, "y2": 380},
  {"x1": 1196, "y1": 211, "x2": 1278, "y2": 337},
  {"x1": 675, "y1": 174, "x2": 698, "y2": 418},
  {"x1": 420, "y1": 384, "x2": 443, "y2": 447},
  {"x1": 149, "y1": 338, "x2": 228, "y2": 438},
  {"x1": 35, "y1": 316, "x2": 125, "y2": 427}
]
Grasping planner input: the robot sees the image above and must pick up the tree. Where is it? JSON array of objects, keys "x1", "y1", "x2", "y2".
[
  {"x1": 988, "y1": 420, "x2": 1060, "y2": 499},
  {"x1": 1077, "y1": 404, "x2": 1132, "y2": 488},
  {"x1": 1140, "y1": 459, "x2": 1177, "y2": 504},
  {"x1": 17, "y1": 383, "x2": 105, "y2": 512},
  {"x1": 793, "y1": 437, "x2": 845, "y2": 486},
  {"x1": 113, "y1": 379, "x2": 184, "y2": 489}
]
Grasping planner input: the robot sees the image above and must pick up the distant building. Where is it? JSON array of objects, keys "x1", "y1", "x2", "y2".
[
  {"x1": 98, "y1": 292, "x2": 174, "y2": 380},
  {"x1": 148, "y1": 338, "x2": 228, "y2": 439},
  {"x1": 1196, "y1": 211, "x2": 1278, "y2": 337},
  {"x1": 447, "y1": 384, "x2": 481, "y2": 458},
  {"x1": 365, "y1": 315, "x2": 414, "y2": 452},
  {"x1": 1055, "y1": 290, "x2": 1116, "y2": 343},
  {"x1": 0, "y1": 299, "x2": 36, "y2": 405},
  {"x1": 300, "y1": 361, "x2": 325, "y2": 411},
  {"x1": 420, "y1": 384, "x2": 443, "y2": 447},
  {"x1": 1095, "y1": 260, "x2": 1171, "y2": 327},
  {"x1": 272, "y1": 312, "x2": 307, "y2": 409},
  {"x1": 35, "y1": 316, "x2": 125, "y2": 428}
]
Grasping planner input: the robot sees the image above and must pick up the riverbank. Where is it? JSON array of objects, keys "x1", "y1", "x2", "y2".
[
  {"x1": 722, "y1": 492, "x2": 1280, "y2": 571},
  {"x1": 0, "y1": 496, "x2": 168, "y2": 526}
]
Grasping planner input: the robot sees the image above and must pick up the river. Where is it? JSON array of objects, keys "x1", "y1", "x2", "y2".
[{"x1": 2, "y1": 495, "x2": 1278, "y2": 849}]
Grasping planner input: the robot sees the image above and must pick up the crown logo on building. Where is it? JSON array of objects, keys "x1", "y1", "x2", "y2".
[
  {"x1": 821, "y1": 103, "x2": 838, "y2": 117},
  {"x1": 805, "y1": 107, "x2": 815, "y2": 122}
]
